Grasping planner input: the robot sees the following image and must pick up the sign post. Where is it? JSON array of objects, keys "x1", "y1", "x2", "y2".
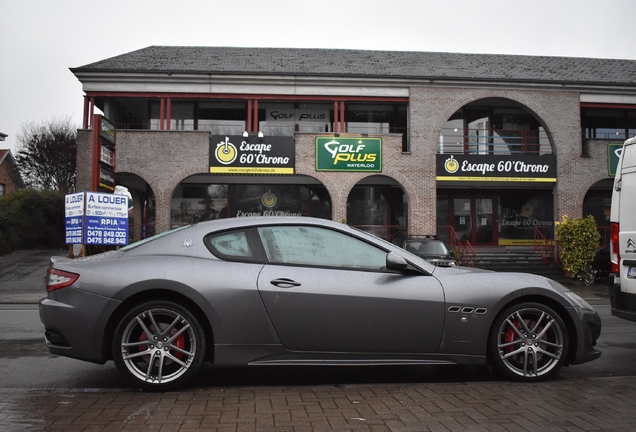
[
  {"x1": 91, "y1": 115, "x2": 117, "y2": 192},
  {"x1": 69, "y1": 115, "x2": 123, "y2": 256}
]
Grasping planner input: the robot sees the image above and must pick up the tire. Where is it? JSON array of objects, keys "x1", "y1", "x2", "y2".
[
  {"x1": 112, "y1": 300, "x2": 206, "y2": 391},
  {"x1": 489, "y1": 302, "x2": 568, "y2": 381}
]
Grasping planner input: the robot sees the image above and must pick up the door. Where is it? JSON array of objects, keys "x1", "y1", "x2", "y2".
[
  {"x1": 453, "y1": 197, "x2": 497, "y2": 245},
  {"x1": 617, "y1": 142, "x2": 636, "y2": 296},
  {"x1": 475, "y1": 198, "x2": 494, "y2": 244},
  {"x1": 255, "y1": 225, "x2": 445, "y2": 353}
]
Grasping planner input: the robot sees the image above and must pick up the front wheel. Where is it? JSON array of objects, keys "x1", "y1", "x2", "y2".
[
  {"x1": 112, "y1": 300, "x2": 206, "y2": 391},
  {"x1": 489, "y1": 302, "x2": 569, "y2": 381}
]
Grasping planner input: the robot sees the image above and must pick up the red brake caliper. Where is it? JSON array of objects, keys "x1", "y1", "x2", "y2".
[
  {"x1": 504, "y1": 320, "x2": 520, "y2": 353},
  {"x1": 139, "y1": 327, "x2": 186, "y2": 359}
]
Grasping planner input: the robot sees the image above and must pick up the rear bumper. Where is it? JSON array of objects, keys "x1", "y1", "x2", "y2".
[
  {"x1": 39, "y1": 287, "x2": 121, "y2": 363},
  {"x1": 609, "y1": 284, "x2": 636, "y2": 322}
]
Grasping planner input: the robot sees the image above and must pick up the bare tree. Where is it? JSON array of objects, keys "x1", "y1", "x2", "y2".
[{"x1": 15, "y1": 117, "x2": 77, "y2": 194}]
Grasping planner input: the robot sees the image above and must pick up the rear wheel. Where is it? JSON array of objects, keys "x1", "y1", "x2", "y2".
[
  {"x1": 489, "y1": 302, "x2": 568, "y2": 381},
  {"x1": 112, "y1": 300, "x2": 205, "y2": 391}
]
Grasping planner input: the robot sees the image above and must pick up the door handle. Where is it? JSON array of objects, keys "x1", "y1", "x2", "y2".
[{"x1": 270, "y1": 278, "x2": 301, "y2": 288}]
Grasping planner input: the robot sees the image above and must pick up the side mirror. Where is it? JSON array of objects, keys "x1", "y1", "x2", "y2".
[{"x1": 386, "y1": 251, "x2": 408, "y2": 271}]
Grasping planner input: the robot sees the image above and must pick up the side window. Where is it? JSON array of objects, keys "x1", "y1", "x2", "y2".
[
  {"x1": 257, "y1": 225, "x2": 387, "y2": 270},
  {"x1": 205, "y1": 229, "x2": 265, "y2": 263}
]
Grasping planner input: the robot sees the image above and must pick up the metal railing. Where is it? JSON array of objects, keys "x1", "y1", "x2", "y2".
[
  {"x1": 437, "y1": 225, "x2": 476, "y2": 267},
  {"x1": 533, "y1": 226, "x2": 556, "y2": 265},
  {"x1": 534, "y1": 225, "x2": 608, "y2": 270},
  {"x1": 438, "y1": 129, "x2": 550, "y2": 155}
]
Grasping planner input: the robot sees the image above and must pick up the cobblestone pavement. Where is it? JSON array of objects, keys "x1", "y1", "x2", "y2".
[{"x1": 1, "y1": 376, "x2": 636, "y2": 431}]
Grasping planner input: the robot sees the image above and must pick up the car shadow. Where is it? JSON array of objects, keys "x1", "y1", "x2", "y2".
[{"x1": 190, "y1": 363, "x2": 501, "y2": 388}]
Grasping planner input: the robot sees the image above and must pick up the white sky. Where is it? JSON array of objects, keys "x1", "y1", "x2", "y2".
[{"x1": 2, "y1": 0, "x2": 636, "y2": 153}]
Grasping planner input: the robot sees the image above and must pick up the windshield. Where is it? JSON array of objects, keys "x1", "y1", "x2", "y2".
[{"x1": 405, "y1": 240, "x2": 449, "y2": 255}]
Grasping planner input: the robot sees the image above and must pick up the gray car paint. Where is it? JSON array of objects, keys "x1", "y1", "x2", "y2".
[{"x1": 40, "y1": 216, "x2": 601, "y2": 371}]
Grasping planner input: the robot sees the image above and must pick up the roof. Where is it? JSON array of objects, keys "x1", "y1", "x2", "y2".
[
  {"x1": 72, "y1": 46, "x2": 636, "y2": 86},
  {"x1": 0, "y1": 149, "x2": 25, "y2": 188}
]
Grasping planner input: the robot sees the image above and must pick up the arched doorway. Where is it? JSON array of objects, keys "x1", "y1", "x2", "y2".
[
  {"x1": 115, "y1": 172, "x2": 156, "y2": 240},
  {"x1": 437, "y1": 97, "x2": 556, "y2": 246},
  {"x1": 583, "y1": 178, "x2": 614, "y2": 247},
  {"x1": 346, "y1": 175, "x2": 407, "y2": 245}
]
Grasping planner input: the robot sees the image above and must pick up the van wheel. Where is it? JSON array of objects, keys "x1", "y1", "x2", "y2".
[
  {"x1": 112, "y1": 300, "x2": 205, "y2": 391},
  {"x1": 489, "y1": 302, "x2": 568, "y2": 381}
]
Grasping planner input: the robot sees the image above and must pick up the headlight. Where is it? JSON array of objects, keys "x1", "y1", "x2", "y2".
[{"x1": 564, "y1": 291, "x2": 595, "y2": 311}]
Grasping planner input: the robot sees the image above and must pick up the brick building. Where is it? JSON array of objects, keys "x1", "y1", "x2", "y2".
[
  {"x1": 0, "y1": 142, "x2": 24, "y2": 196},
  {"x1": 71, "y1": 47, "x2": 636, "y2": 247}
]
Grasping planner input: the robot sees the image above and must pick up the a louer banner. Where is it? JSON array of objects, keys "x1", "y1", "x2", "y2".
[{"x1": 65, "y1": 192, "x2": 129, "y2": 246}]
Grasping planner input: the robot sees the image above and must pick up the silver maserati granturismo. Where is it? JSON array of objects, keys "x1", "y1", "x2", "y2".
[{"x1": 40, "y1": 217, "x2": 601, "y2": 391}]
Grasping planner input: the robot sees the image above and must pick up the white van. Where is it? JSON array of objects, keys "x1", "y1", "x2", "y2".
[{"x1": 610, "y1": 136, "x2": 636, "y2": 322}]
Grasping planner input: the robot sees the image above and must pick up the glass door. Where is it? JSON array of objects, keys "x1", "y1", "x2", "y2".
[
  {"x1": 475, "y1": 198, "x2": 494, "y2": 245},
  {"x1": 452, "y1": 197, "x2": 497, "y2": 245},
  {"x1": 453, "y1": 199, "x2": 472, "y2": 242}
]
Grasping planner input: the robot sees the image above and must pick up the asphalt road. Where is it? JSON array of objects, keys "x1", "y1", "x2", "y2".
[
  {"x1": 0, "y1": 249, "x2": 633, "y2": 390},
  {"x1": 0, "y1": 249, "x2": 67, "y2": 303},
  {"x1": 1, "y1": 299, "x2": 633, "y2": 391}
]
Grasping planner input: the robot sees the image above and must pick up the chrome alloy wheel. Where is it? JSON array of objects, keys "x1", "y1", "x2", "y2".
[
  {"x1": 119, "y1": 307, "x2": 197, "y2": 386},
  {"x1": 494, "y1": 306, "x2": 566, "y2": 379}
]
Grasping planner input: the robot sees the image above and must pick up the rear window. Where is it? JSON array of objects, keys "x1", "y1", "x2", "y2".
[
  {"x1": 204, "y1": 228, "x2": 266, "y2": 263},
  {"x1": 120, "y1": 225, "x2": 191, "y2": 251}
]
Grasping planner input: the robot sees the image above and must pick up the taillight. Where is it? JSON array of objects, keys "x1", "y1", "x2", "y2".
[
  {"x1": 610, "y1": 222, "x2": 620, "y2": 274},
  {"x1": 46, "y1": 268, "x2": 79, "y2": 293}
]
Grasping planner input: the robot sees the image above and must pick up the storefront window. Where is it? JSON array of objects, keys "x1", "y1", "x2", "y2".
[
  {"x1": 170, "y1": 102, "x2": 194, "y2": 131},
  {"x1": 346, "y1": 103, "x2": 408, "y2": 151},
  {"x1": 437, "y1": 191, "x2": 554, "y2": 246},
  {"x1": 347, "y1": 180, "x2": 407, "y2": 244},
  {"x1": 582, "y1": 108, "x2": 636, "y2": 140},
  {"x1": 149, "y1": 101, "x2": 246, "y2": 133},
  {"x1": 259, "y1": 102, "x2": 332, "y2": 136},
  {"x1": 197, "y1": 101, "x2": 246, "y2": 135},
  {"x1": 499, "y1": 192, "x2": 554, "y2": 245},
  {"x1": 171, "y1": 183, "x2": 331, "y2": 227}
]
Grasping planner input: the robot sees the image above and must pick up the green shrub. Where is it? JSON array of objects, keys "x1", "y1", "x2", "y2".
[
  {"x1": 0, "y1": 189, "x2": 65, "y2": 255},
  {"x1": 555, "y1": 214, "x2": 600, "y2": 284}
]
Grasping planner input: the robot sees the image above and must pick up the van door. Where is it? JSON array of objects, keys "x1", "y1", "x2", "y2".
[{"x1": 611, "y1": 137, "x2": 636, "y2": 320}]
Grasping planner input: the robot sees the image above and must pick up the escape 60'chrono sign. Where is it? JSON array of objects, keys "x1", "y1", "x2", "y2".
[
  {"x1": 209, "y1": 135, "x2": 295, "y2": 174},
  {"x1": 436, "y1": 154, "x2": 556, "y2": 182}
]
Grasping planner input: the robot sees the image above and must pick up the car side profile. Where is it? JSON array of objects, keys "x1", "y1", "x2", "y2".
[{"x1": 40, "y1": 217, "x2": 601, "y2": 391}]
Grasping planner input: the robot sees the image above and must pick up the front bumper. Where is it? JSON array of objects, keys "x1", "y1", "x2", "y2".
[
  {"x1": 569, "y1": 307, "x2": 602, "y2": 365},
  {"x1": 39, "y1": 287, "x2": 121, "y2": 364}
]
